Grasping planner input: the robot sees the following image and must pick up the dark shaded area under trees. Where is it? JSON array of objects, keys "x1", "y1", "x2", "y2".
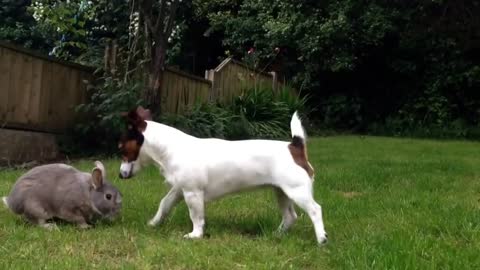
[{"x1": 2, "y1": 0, "x2": 480, "y2": 140}]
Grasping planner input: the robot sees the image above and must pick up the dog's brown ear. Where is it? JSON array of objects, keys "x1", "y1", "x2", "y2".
[
  {"x1": 144, "y1": 109, "x2": 152, "y2": 120},
  {"x1": 136, "y1": 106, "x2": 152, "y2": 121},
  {"x1": 121, "y1": 107, "x2": 148, "y2": 132}
]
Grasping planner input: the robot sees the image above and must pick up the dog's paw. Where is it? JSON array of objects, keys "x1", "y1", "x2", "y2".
[
  {"x1": 275, "y1": 226, "x2": 287, "y2": 236},
  {"x1": 148, "y1": 219, "x2": 158, "y2": 227},
  {"x1": 318, "y1": 233, "x2": 328, "y2": 245},
  {"x1": 183, "y1": 232, "x2": 203, "y2": 239}
]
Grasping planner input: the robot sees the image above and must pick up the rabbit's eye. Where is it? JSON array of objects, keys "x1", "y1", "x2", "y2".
[{"x1": 106, "y1": 194, "x2": 112, "y2": 200}]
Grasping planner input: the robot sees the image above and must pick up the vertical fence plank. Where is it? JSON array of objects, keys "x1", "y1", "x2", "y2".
[
  {"x1": 18, "y1": 53, "x2": 33, "y2": 125},
  {"x1": 66, "y1": 68, "x2": 79, "y2": 126},
  {"x1": 28, "y1": 57, "x2": 43, "y2": 124},
  {"x1": 39, "y1": 60, "x2": 50, "y2": 129},
  {"x1": 47, "y1": 63, "x2": 61, "y2": 131},
  {"x1": 9, "y1": 50, "x2": 22, "y2": 123},
  {"x1": 167, "y1": 71, "x2": 174, "y2": 113},
  {"x1": 0, "y1": 48, "x2": 11, "y2": 123}
]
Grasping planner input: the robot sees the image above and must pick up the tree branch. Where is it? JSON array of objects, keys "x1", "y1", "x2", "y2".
[
  {"x1": 144, "y1": 19, "x2": 152, "y2": 67},
  {"x1": 140, "y1": 0, "x2": 155, "y2": 33},
  {"x1": 124, "y1": 0, "x2": 137, "y2": 82},
  {"x1": 164, "y1": 0, "x2": 180, "y2": 38},
  {"x1": 154, "y1": 0, "x2": 167, "y2": 34}
]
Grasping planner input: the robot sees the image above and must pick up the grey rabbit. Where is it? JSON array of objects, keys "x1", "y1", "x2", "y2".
[{"x1": 2, "y1": 161, "x2": 122, "y2": 229}]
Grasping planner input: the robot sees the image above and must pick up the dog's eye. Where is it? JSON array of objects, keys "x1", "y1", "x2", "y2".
[{"x1": 106, "y1": 194, "x2": 112, "y2": 200}]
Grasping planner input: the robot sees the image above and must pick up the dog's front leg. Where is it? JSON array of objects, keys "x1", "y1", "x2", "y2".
[
  {"x1": 182, "y1": 190, "x2": 205, "y2": 239},
  {"x1": 148, "y1": 188, "x2": 182, "y2": 226}
]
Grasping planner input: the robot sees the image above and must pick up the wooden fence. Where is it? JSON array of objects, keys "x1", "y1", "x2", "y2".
[
  {"x1": 0, "y1": 42, "x2": 93, "y2": 133},
  {"x1": 205, "y1": 58, "x2": 278, "y2": 103},
  {"x1": 162, "y1": 67, "x2": 212, "y2": 113},
  {"x1": 0, "y1": 43, "x2": 283, "y2": 133}
]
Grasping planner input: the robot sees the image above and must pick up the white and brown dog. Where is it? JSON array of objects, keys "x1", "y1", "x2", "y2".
[{"x1": 118, "y1": 106, "x2": 327, "y2": 244}]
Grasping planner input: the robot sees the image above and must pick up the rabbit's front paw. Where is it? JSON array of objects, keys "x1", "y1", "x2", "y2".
[
  {"x1": 78, "y1": 223, "x2": 92, "y2": 229},
  {"x1": 41, "y1": 223, "x2": 58, "y2": 231}
]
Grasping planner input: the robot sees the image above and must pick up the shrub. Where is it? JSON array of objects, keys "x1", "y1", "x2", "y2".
[
  {"x1": 62, "y1": 77, "x2": 143, "y2": 156},
  {"x1": 64, "y1": 84, "x2": 311, "y2": 156},
  {"x1": 320, "y1": 95, "x2": 363, "y2": 130},
  {"x1": 159, "y1": 103, "x2": 238, "y2": 139},
  {"x1": 275, "y1": 85, "x2": 310, "y2": 114},
  {"x1": 161, "y1": 86, "x2": 311, "y2": 141}
]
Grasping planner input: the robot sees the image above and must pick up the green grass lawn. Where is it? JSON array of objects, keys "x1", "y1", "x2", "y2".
[{"x1": 1, "y1": 136, "x2": 479, "y2": 269}]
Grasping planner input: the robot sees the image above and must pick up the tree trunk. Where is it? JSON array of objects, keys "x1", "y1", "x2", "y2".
[{"x1": 144, "y1": 38, "x2": 166, "y2": 113}]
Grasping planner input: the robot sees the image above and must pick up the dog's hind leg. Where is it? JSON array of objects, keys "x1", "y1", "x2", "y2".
[
  {"x1": 275, "y1": 188, "x2": 297, "y2": 232},
  {"x1": 182, "y1": 190, "x2": 205, "y2": 239},
  {"x1": 280, "y1": 178, "x2": 328, "y2": 245},
  {"x1": 148, "y1": 188, "x2": 183, "y2": 227}
]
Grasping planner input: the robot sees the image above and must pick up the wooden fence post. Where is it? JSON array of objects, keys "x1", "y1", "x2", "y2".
[
  {"x1": 270, "y1": 71, "x2": 277, "y2": 91},
  {"x1": 205, "y1": 69, "x2": 220, "y2": 102}
]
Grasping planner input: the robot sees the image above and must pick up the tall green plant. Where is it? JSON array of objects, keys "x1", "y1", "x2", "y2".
[
  {"x1": 63, "y1": 78, "x2": 143, "y2": 155},
  {"x1": 275, "y1": 85, "x2": 310, "y2": 114},
  {"x1": 232, "y1": 87, "x2": 288, "y2": 138},
  {"x1": 159, "y1": 103, "x2": 236, "y2": 139},
  {"x1": 158, "y1": 87, "x2": 310, "y2": 141}
]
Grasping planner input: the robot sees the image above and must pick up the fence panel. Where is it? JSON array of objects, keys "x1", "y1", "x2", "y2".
[
  {"x1": 1, "y1": 43, "x2": 285, "y2": 134},
  {"x1": 0, "y1": 43, "x2": 93, "y2": 133},
  {"x1": 161, "y1": 67, "x2": 211, "y2": 114},
  {"x1": 207, "y1": 58, "x2": 277, "y2": 103}
]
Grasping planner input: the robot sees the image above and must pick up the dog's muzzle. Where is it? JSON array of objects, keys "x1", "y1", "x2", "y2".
[{"x1": 119, "y1": 161, "x2": 134, "y2": 179}]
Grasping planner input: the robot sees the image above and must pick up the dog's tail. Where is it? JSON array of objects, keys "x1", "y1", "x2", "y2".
[
  {"x1": 289, "y1": 112, "x2": 314, "y2": 178},
  {"x1": 290, "y1": 111, "x2": 306, "y2": 144},
  {"x1": 2, "y1": 196, "x2": 9, "y2": 209}
]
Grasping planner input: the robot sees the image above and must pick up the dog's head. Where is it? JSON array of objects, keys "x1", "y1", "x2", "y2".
[{"x1": 118, "y1": 106, "x2": 152, "y2": 179}]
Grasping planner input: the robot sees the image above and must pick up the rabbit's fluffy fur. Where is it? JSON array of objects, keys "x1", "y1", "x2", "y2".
[{"x1": 3, "y1": 161, "x2": 122, "y2": 229}]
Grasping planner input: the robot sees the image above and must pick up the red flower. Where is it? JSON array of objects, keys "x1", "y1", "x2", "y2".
[{"x1": 247, "y1": 48, "x2": 255, "y2": 54}]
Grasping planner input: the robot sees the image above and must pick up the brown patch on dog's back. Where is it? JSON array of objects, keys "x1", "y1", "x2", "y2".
[{"x1": 288, "y1": 136, "x2": 314, "y2": 179}]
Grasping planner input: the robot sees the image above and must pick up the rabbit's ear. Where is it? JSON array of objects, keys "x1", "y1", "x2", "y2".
[
  {"x1": 91, "y1": 168, "x2": 104, "y2": 190},
  {"x1": 94, "y1": 161, "x2": 106, "y2": 180}
]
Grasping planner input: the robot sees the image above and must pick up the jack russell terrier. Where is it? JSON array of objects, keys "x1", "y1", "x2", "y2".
[{"x1": 118, "y1": 106, "x2": 327, "y2": 244}]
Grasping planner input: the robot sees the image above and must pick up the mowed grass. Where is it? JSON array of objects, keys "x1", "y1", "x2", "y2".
[{"x1": 1, "y1": 136, "x2": 480, "y2": 269}]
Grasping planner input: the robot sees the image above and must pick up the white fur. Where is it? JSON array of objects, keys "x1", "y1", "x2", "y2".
[
  {"x1": 120, "y1": 112, "x2": 327, "y2": 244},
  {"x1": 290, "y1": 111, "x2": 305, "y2": 139}
]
